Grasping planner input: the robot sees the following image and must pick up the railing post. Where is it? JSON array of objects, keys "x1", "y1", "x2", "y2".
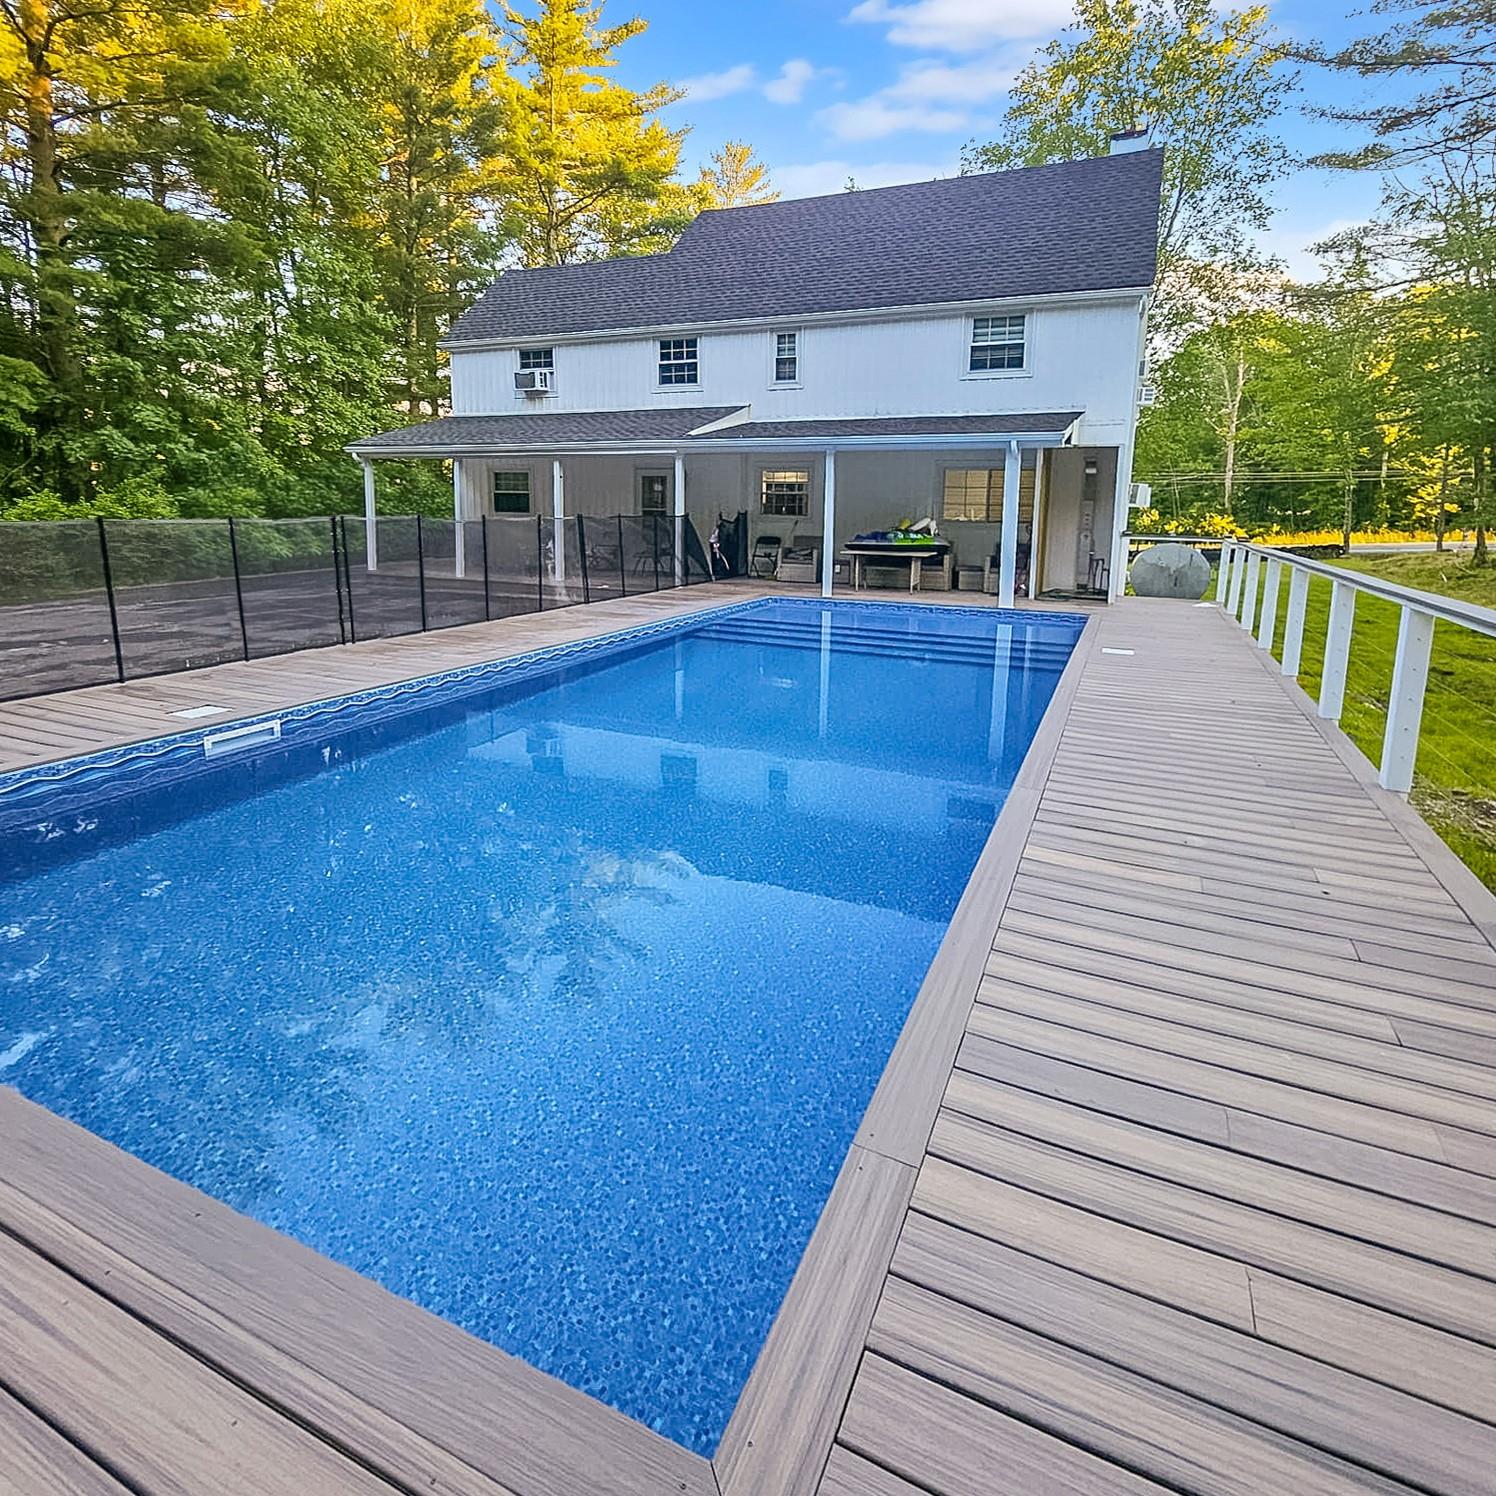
[
  {"x1": 415, "y1": 514, "x2": 428, "y2": 631},
  {"x1": 1281, "y1": 567, "x2": 1309, "y2": 678},
  {"x1": 95, "y1": 518, "x2": 126, "y2": 682},
  {"x1": 1216, "y1": 543, "x2": 1233, "y2": 604},
  {"x1": 1379, "y1": 605, "x2": 1435, "y2": 794},
  {"x1": 1226, "y1": 544, "x2": 1246, "y2": 615},
  {"x1": 1255, "y1": 557, "x2": 1281, "y2": 650},
  {"x1": 1240, "y1": 550, "x2": 1261, "y2": 632},
  {"x1": 228, "y1": 517, "x2": 251, "y2": 660},
  {"x1": 1318, "y1": 579, "x2": 1357, "y2": 721}
]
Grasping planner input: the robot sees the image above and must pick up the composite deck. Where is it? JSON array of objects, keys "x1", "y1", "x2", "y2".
[{"x1": 1, "y1": 589, "x2": 1494, "y2": 1495}]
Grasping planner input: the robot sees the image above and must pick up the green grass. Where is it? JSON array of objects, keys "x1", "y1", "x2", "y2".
[{"x1": 1254, "y1": 550, "x2": 1496, "y2": 892}]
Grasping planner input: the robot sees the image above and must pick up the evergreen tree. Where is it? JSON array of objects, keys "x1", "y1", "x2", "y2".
[{"x1": 697, "y1": 140, "x2": 776, "y2": 208}]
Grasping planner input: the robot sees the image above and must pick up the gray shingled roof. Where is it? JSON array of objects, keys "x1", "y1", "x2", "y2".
[
  {"x1": 706, "y1": 412, "x2": 1081, "y2": 441},
  {"x1": 447, "y1": 151, "x2": 1162, "y2": 345},
  {"x1": 349, "y1": 408, "x2": 740, "y2": 453},
  {"x1": 350, "y1": 408, "x2": 1082, "y2": 453}
]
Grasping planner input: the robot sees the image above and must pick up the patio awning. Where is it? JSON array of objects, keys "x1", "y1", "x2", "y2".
[{"x1": 347, "y1": 407, "x2": 1083, "y2": 458}]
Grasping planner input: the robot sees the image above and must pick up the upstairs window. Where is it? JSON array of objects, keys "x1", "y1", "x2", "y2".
[
  {"x1": 969, "y1": 314, "x2": 1026, "y2": 372},
  {"x1": 518, "y1": 347, "x2": 553, "y2": 370},
  {"x1": 658, "y1": 337, "x2": 699, "y2": 386},
  {"x1": 772, "y1": 330, "x2": 798, "y2": 384},
  {"x1": 492, "y1": 470, "x2": 531, "y2": 513},
  {"x1": 761, "y1": 469, "x2": 810, "y2": 517}
]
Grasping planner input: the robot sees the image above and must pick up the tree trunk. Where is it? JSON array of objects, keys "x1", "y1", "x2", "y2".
[
  {"x1": 1475, "y1": 445, "x2": 1490, "y2": 568},
  {"x1": 1434, "y1": 446, "x2": 1450, "y2": 552},
  {"x1": 1341, "y1": 472, "x2": 1354, "y2": 555}
]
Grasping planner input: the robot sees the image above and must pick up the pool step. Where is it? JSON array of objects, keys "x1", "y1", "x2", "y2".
[{"x1": 693, "y1": 616, "x2": 1075, "y2": 669}]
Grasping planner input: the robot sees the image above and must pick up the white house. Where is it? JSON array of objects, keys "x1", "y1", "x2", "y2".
[{"x1": 350, "y1": 139, "x2": 1162, "y2": 605}]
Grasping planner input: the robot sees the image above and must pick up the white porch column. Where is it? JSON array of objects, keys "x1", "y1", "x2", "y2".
[
  {"x1": 361, "y1": 457, "x2": 378, "y2": 571},
  {"x1": 1030, "y1": 447, "x2": 1048, "y2": 597},
  {"x1": 821, "y1": 448, "x2": 837, "y2": 598},
  {"x1": 997, "y1": 439, "x2": 1021, "y2": 609},
  {"x1": 673, "y1": 451, "x2": 686, "y2": 586},
  {"x1": 452, "y1": 458, "x2": 465, "y2": 579},
  {"x1": 551, "y1": 458, "x2": 565, "y2": 584}
]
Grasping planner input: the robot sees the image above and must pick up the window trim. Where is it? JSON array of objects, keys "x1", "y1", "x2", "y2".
[
  {"x1": 656, "y1": 335, "x2": 701, "y2": 389},
  {"x1": 491, "y1": 468, "x2": 532, "y2": 514},
  {"x1": 960, "y1": 311, "x2": 1031, "y2": 380},
  {"x1": 517, "y1": 347, "x2": 554, "y2": 370},
  {"x1": 759, "y1": 466, "x2": 811, "y2": 518},
  {"x1": 769, "y1": 328, "x2": 801, "y2": 388}
]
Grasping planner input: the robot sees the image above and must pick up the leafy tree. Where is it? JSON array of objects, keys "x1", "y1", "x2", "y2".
[
  {"x1": 697, "y1": 140, "x2": 776, "y2": 208},
  {"x1": 962, "y1": 0, "x2": 1296, "y2": 320},
  {"x1": 493, "y1": 0, "x2": 685, "y2": 265}
]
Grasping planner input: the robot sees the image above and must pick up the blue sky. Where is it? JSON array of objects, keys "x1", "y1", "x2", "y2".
[{"x1": 610, "y1": 0, "x2": 1392, "y2": 280}]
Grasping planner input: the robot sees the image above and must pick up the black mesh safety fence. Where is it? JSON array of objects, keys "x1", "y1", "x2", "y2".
[
  {"x1": 341, "y1": 516, "x2": 425, "y2": 640},
  {"x1": 0, "y1": 513, "x2": 721, "y2": 701},
  {"x1": 483, "y1": 515, "x2": 544, "y2": 618},
  {"x1": 232, "y1": 517, "x2": 344, "y2": 658},
  {"x1": 0, "y1": 520, "x2": 118, "y2": 699},
  {"x1": 539, "y1": 517, "x2": 586, "y2": 610},
  {"x1": 418, "y1": 518, "x2": 488, "y2": 632},
  {"x1": 102, "y1": 519, "x2": 243, "y2": 678}
]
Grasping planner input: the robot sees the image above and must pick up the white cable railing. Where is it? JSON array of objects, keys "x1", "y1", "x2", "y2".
[{"x1": 1216, "y1": 540, "x2": 1496, "y2": 796}]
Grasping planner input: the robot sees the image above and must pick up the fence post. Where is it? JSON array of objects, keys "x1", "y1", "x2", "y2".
[
  {"x1": 1255, "y1": 557, "x2": 1281, "y2": 650},
  {"x1": 480, "y1": 517, "x2": 492, "y2": 621},
  {"x1": 651, "y1": 514, "x2": 662, "y2": 591},
  {"x1": 536, "y1": 516, "x2": 545, "y2": 612},
  {"x1": 617, "y1": 516, "x2": 627, "y2": 597},
  {"x1": 576, "y1": 514, "x2": 590, "y2": 604},
  {"x1": 1318, "y1": 579, "x2": 1357, "y2": 721},
  {"x1": 1281, "y1": 567, "x2": 1309, "y2": 678},
  {"x1": 1379, "y1": 605, "x2": 1435, "y2": 794},
  {"x1": 1226, "y1": 544, "x2": 1246, "y2": 615},
  {"x1": 95, "y1": 518, "x2": 126, "y2": 683},
  {"x1": 227, "y1": 517, "x2": 251, "y2": 660},
  {"x1": 415, "y1": 514, "x2": 428, "y2": 631},
  {"x1": 337, "y1": 515, "x2": 356, "y2": 642},
  {"x1": 1240, "y1": 550, "x2": 1261, "y2": 632}
]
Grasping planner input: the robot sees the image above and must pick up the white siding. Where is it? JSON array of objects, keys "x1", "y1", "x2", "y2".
[{"x1": 449, "y1": 298, "x2": 1143, "y2": 448}]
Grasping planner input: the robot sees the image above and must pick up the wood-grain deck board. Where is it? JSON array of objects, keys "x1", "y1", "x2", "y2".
[{"x1": 4, "y1": 594, "x2": 1496, "y2": 1494}]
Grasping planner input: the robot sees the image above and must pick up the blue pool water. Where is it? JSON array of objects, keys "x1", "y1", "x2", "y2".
[{"x1": 0, "y1": 598, "x2": 1080, "y2": 1452}]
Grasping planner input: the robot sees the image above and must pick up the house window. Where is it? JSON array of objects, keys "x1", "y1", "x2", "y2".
[
  {"x1": 942, "y1": 465, "x2": 1035, "y2": 522},
  {"x1": 968, "y1": 314, "x2": 1026, "y2": 372},
  {"x1": 761, "y1": 469, "x2": 810, "y2": 517},
  {"x1": 639, "y1": 473, "x2": 669, "y2": 514},
  {"x1": 492, "y1": 470, "x2": 531, "y2": 513},
  {"x1": 518, "y1": 347, "x2": 553, "y2": 370},
  {"x1": 772, "y1": 331, "x2": 798, "y2": 384},
  {"x1": 658, "y1": 337, "x2": 699, "y2": 386}
]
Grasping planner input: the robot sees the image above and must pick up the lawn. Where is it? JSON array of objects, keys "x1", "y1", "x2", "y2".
[{"x1": 1255, "y1": 549, "x2": 1496, "y2": 892}]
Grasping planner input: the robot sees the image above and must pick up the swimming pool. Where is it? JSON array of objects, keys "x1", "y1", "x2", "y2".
[{"x1": 0, "y1": 596, "x2": 1083, "y2": 1453}]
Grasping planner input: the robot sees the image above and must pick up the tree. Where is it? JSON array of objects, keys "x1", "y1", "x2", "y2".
[
  {"x1": 961, "y1": 0, "x2": 1296, "y2": 318},
  {"x1": 493, "y1": 0, "x2": 686, "y2": 265},
  {"x1": 1301, "y1": 0, "x2": 1496, "y2": 170},
  {"x1": 696, "y1": 140, "x2": 775, "y2": 209}
]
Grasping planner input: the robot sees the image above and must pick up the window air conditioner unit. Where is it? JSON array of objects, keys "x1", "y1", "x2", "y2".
[
  {"x1": 1129, "y1": 482, "x2": 1152, "y2": 510},
  {"x1": 515, "y1": 369, "x2": 553, "y2": 394},
  {"x1": 1138, "y1": 382, "x2": 1158, "y2": 407}
]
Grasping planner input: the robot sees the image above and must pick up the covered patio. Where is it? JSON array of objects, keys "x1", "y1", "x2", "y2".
[{"x1": 347, "y1": 408, "x2": 1127, "y2": 607}]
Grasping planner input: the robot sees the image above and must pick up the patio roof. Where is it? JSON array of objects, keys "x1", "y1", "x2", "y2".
[{"x1": 348, "y1": 408, "x2": 1083, "y2": 458}]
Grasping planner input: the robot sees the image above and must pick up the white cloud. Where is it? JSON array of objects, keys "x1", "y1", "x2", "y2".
[
  {"x1": 883, "y1": 53, "x2": 1019, "y2": 104},
  {"x1": 763, "y1": 58, "x2": 822, "y2": 105},
  {"x1": 819, "y1": 97, "x2": 975, "y2": 142},
  {"x1": 772, "y1": 158, "x2": 958, "y2": 199},
  {"x1": 848, "y1": 0, "x2": 1073, "y2": 53},
  {"x1": 679, "y1": 63, "x2": 757, "y2": 103}
]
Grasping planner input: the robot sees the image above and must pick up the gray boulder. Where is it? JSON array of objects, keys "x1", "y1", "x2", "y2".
[{"x1": 1130, "y1": 542, "x2": 1212, "y2": 599}]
